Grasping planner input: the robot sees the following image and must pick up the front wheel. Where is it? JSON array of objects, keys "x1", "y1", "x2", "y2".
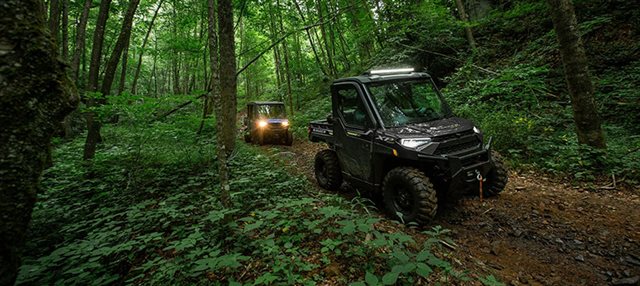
[
  {"x1": 484, "y1": 151, "x2": 508, "y2": 196},
  {"x1": 314, "y1": 150, "x2": 342, "y2": 191},
  {"x1": 284, "y1": 132, "x2": 293, "y2": 146},
  {"x1": 383, "y1": 167, "x2": 437, "y2": 225}
]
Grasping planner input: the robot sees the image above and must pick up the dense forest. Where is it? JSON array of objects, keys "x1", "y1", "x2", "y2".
[{"x1": 0, "y1": 0, "x2": 639, "y2": 285}]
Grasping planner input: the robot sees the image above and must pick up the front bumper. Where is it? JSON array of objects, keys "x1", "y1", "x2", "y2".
[
  {"x1": 256, "y1": 127, "x2": 290, "y2": 139},
  {"x1": 417, "y1": 138, "x2": 494, "y2": 195}
]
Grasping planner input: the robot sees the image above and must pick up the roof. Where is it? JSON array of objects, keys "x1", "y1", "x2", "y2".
[
  {"x1": 333, "y1": 72, "x2": 431, "y2": 85},
  {"x1": 247, "y1": 101, "x2": 285, "y2": 106}
]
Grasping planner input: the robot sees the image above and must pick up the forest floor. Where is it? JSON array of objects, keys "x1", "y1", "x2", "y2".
[{"x1": 257, "y1": 140, "x2": 640, "y2": 286}]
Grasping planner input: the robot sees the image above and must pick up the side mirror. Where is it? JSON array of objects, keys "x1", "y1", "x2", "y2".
[{"x1": 326, "y1": 114, "x2": 334, "y2": 124}]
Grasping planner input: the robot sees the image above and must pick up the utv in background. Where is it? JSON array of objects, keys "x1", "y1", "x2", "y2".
[
  {"x1": 244, "y1": 101, "x2": 293, "y2": 146},
  {"x1": 308, "y1": 68, "x2": 508, "y2": 225}
]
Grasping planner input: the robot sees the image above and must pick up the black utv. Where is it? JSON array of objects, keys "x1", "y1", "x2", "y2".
[
  {"x1": 244, "y1": 101, "x2": 293, "y2": 146},
  {"x1": 308, "y1": 69, "x2": 508, "y2": 225}
]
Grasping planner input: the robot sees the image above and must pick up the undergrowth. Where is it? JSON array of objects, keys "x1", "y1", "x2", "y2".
[{"x1": 18, "y1": 110, "x2": 497, "y2": 285}]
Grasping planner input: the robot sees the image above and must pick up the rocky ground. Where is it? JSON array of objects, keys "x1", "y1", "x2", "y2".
[{"x1": 258, "y1": 140, "x2": 640, "y2": 286}]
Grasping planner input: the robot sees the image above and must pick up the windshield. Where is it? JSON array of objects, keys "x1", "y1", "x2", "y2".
[
  {"x1": 255, "y1": 104, "x2": 286, "y2": 119},
  {"x1": 367, "y1": 80, "x2": 451, "y2": 127}
]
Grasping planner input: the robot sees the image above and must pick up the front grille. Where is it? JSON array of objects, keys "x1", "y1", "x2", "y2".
[
  {"x1": 268, "y1": 123, "x2": 284, "y2": 129},
  {"x1": 433, "y1": 133, "x2": 481, "y2": 155},
  {"x1": 432, "y1": 129, "x2": 474, "y2": 142},
  {"x1": 434, "y1": 140, "x2": 480, "y2": 155}
]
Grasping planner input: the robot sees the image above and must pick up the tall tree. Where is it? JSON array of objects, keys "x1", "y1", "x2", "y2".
[
  {"x1": 83, "y1": 0, "x2": 112, "y2": 160},
  {"x1": 455, "y1": 0, "x2": 477, "y2": 51},
  {"x1": 276, "y1": 0, "x2": 294, "y2": 115},
  {"x1": 117, "y1": 36, "x2": 130, "y2": 95},
  {"x1": 48, "y1": 0, "x2": 61, "y2": 43},
  {"x1": 548, "y1": 0, "x2": 606, "y2": 148},
  {"x1": 85, "y1": 0, "x2": 140, "y2": 159},
  {"x1": 171, "y1": 0, "x2": 181, "y2": 94},
  {"x1": 215, "y1": 0, "x2": 237, "y2": 207},
  {"x1": 71, "y1": 0, "x2": 92, "y2": 83},
  {"x1": 0, "y1": 0, "x2": 77, "y2": 283},
  {"x1": 131, "y1": 0, "x2": 165, "y2": 95},
  {"x1": 61, "y1": 0, "x2": 69, "y2": 61},
  {"x1": 293, "y1": 0, "x2": 328, "y2": 77}
]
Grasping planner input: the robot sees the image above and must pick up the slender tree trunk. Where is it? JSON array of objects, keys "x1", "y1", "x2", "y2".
[
  {"x1": 0, "y1": 1, "x2": 78, "y2": 283},
  {"x1": 85, "y1": 0, "x2": 140, "y2": 160},
  {"x1": 71, "y1": 0, "x2": 91, "y2": 83},
  {"x1": 316, "y1": 0, "x2": 336, "y2": 76},
  {"x1": 276, "y1": 0, "x2": 294, "y2": 115},
  {"x1": 117, "y1": 36, "x2": 130, "y2": 95},
  {"x1": 207, "y1": 0, "x2": 229, "y2": 207},
  {"x1": 455, "y1": 0, "x2": 477, "y2": 51},
  {"x1": 131, "y1": 0, "x2": 164, "y2": 94},
  {"x1": 218, "y1": 0, "x2": 237, "y2": 153},
  {"x1": 293, "y1": 0, "x2": 328, "y2": 77},
  {"x1": 83, "y1": 0, "x2": 112, "y2": 160},
  {"x1": 61, "y1": 0, "x2": 69, "y2": 61},
  {"x1": 152, "y1": 35, "x2": 158, "y2": 96},
  {"x1": 171, "y1": 1, "x2": 181, "y2": 94},
  {"x1": 48, "y1": 0, "x2": 60, "y2": 43},
  {"x1": 548, "y1": 0, "x2": 606, "y2": 148}
]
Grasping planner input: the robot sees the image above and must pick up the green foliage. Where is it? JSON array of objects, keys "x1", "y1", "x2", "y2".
[
  {"x1": 19, "y1": 101, "x2": 495, "y2": 285},
  {"x1": 444, "y1": 60, "x2": 640, "y2": 183}
]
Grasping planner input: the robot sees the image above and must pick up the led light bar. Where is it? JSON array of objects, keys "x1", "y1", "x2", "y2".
[{"x1": 369, "y1": 68, "x2": 414, "y2": 75}]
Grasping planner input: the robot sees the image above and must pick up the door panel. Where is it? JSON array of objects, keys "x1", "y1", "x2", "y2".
[{"x1": 332, "y1": 83, "x2": 374, "y2": 181}]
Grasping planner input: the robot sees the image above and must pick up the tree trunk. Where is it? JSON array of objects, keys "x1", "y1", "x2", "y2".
[
  {"x1": 455, "y1": 0, "x2": 477, "y2": 51},
  {"x1": 171, "y1": 1, "x2": 181, "y2": 95},
  {"x1": 548, "y1": 0, "x2": 606, "y2": 149},
  {"x1": 71, "y1": 0, "x2": 91, "y2": 83},
  {"x1": 0, "y1": 1, "x2": 78, "y2": 284},
  {"x1": 208, "y1": 0, "x2": 229, "y2": 207},
  {"x1": 83, "y1": 0, "x2": 112, "y2": 160},
  {"x1": 130, "y1": 0, "x2": 164, "y2": 95},
  {"x1": 48, "y1": 0, "x2": 60, "y2": 43},
  {"x1": 316, "y1": 0, "x2": 336, "y2": 76},
  {"x1": 293, "y1": 0, "x2": 329, "y2": 77},
  {"x1": 85, "y1": 0, "x2": 140, "y2": 160},
  {"x1": 276, "y1": 0, "x2": 294, "y2": 115},
  {"x1": 216, "y1": 0, "x2": 236, "y2": 208},
  {"x1": 61, "y1": 0, "x2": 69, "y2": 61},
  {"x1": 117, "y1": 36, "x2": 130, "y2": 95}
]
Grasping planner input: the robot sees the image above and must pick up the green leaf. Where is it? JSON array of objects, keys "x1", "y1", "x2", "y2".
[
  {"x1": 365, "y1": 272, "x2": 379, "y2": 286},
  {"x1": 244, "y1": 220, "x2": 263, "y2": 232},
  {"x1": 391, "y1": 249, "x2": 410, "y2": 263},
  {"x1": 382, "y1": 271, "x2": 399, "y2": 285},
  {"x1": 415, "y1": 263, "x2": 433, "y2": 278},
  {"x1": 416, "y1": 249, "x2": 433, "y2": 262}
]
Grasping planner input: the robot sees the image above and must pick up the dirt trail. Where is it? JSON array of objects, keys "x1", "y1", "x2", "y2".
[{"x1": 258, "y1": 140, "x2": 640, "y2": 286}]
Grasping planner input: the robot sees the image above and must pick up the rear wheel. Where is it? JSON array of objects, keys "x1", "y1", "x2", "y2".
[
  {"x1": 314, "y1": 150, "x2": 342, "y2": 191},
  {"x1": 257, "y1": 133, "x2": 265, "y2": 146},
  {"x1": 383, "y1": 167, "x2": 437, "y2": 225},
  {"x1": 484, "y1": 151, "x2": 508, "y2": 196}
]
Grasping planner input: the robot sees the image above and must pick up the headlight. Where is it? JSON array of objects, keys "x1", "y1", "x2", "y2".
[
  {"x1": 399, "y1": 138, "x2": 432, "y2": 149},
  {"x1": 281, "y1": 120, "x2": 289, "y2": 127},
  {"x1": 257, "y1": 120, "x2": 268, "y2": 128},
  {"x1": 473, "y1": 126, "x2": 481, "y2": 134}
]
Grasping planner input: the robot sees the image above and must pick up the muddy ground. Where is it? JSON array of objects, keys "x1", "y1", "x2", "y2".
[{"x1": 258, "y1": 140, "x2": 640, "y2": 286}]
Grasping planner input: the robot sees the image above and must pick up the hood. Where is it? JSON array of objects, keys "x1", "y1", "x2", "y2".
[{"x1": 384, "y1": 117, "x2": 475, "y2": 138}]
